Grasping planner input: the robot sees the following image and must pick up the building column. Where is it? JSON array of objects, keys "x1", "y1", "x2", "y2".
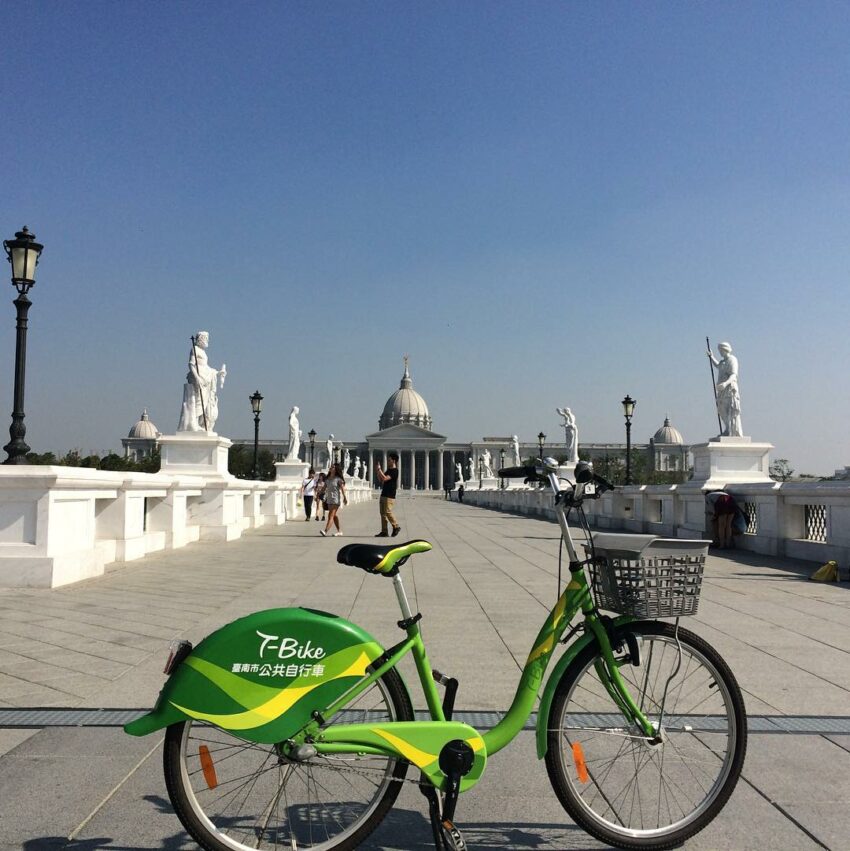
[
  {"x1": 424, "y1": 451, "x2": 430, "y2": 490},
  {"x1": 382, "y1": 449, "x2": 387, "y2": 468},
  {"x1": 410, "y1": 450, "x2": 417, "y2": 491},
  {"x1": 368, "y1": 449, "x2": 374, "y2": 485},
  {"x1": 437, "y1": 449, "x2": 444, "y2": 491}
]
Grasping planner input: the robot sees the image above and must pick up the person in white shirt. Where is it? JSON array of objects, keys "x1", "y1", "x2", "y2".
[{"x1": 300, "y1": 468, "x2": 317, "y2": 521}]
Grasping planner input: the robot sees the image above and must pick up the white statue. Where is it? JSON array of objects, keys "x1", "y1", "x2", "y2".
[
  {"x1": 481, "y1": 448, "x2": 494, "y2": 478},
  {"x1": 285, "y1": 406, "x2": 302, "y2": 461},
  {"x1": 467, "y1": 457, "x2": 474, "y2": 479},
  {"x1": 556, "y1": 407, "x2": 579, "y2": 463},
  {"x1": 455, "y1": 462, "x2": 464, "y2": 483},
  {"x1": 178, "y1": 331, "x2": 226, "y2": 432},
  {"x1": 352, "y1": 456, "x2": 361, "y2": 479},
  {"x1": 343, "y1": 448, "x2": 351, "y2": 473},
  {"x1": 707, "y1": 342, "x2": 743, "y2": 437},
  {"x1": 325, "y1": 434, "x2": 334, "y2": 470},
  {"x1": 511, "y1": 435, "x2": 521, "y2": 466}
]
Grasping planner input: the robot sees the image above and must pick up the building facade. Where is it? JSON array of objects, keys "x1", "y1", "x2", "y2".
[{"x1": 225, "y1": 359, "x2": 692, "y2": 489}]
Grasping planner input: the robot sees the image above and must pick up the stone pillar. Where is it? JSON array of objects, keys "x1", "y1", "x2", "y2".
[
  {"x1": 368, "y1": 449, "x2": 374, "y2": 485},
  {"x1": 382, "y1": 450, "x2": 387, "y2": 468},
  {"x1": 437, "y1": 449, "x2": 444, "y2": 491},
  {"x1": 410, "y1": 450, "x2": 417, "y2": 491},
  {"x1": 425, "y1": 451, "x2": 430, "y2": 491}
]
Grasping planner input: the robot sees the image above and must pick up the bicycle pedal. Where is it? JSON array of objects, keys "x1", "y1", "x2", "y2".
[{"x1": 440, "y1": 819, "x2": 468, "y2": 851}]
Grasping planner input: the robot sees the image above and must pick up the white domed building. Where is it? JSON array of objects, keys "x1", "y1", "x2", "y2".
[
  {"x1": 378, "y1": 359, "x2": 433, "y2": 430},
  {"x1": 649, "y1": 417, "x2": 688, "y2": 472},
  {"x1": 122, "y1": 410, "x2": 161, "y2": 461},
  {"x1": 364, "y1": 357, "x2": 454, "y2": 490}
]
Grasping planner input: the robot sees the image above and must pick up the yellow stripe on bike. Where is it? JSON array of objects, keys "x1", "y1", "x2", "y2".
[{"x1": 171, "y1": 651, "x2": 373, "y2": 731}]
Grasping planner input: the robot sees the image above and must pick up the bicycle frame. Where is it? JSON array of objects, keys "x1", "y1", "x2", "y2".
[{"x1": 301, "y1": 468, "x2": 656, "y2": 791}]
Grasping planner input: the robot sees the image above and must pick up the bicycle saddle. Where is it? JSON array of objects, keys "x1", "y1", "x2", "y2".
[{"x1": 337, "y1": 540, "x2": 432, "y2": 576}]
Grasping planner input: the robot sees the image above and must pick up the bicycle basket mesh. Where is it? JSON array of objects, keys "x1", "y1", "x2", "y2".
[{"x1": 591, "y1": 554, "x2": 705, "y2": 618}]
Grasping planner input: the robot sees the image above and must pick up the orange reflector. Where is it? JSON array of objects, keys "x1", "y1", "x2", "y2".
[
  {"x1": 572, "y1": 742, "x2": 589, "y2": 784},
  {"x1": 199, "y1": 745, "x2": 218, "y2": 789}
]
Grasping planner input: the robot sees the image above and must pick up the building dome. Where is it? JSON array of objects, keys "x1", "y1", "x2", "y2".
[
  {"x1": 379, "y1": 358, "x2": 432, "y2": 430},
  {"x1": 652, "y1": 417, "x2": 684, "y2": 445},
  {"x1": 128, "y1": 410, "x2": 159, "y2": 440}
]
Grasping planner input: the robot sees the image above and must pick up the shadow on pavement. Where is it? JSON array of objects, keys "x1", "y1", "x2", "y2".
[{"x1": 26, "y1": 806, "x2": 603, "y2": 850}]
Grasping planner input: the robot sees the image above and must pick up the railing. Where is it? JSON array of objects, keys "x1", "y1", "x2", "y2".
[
  {"x1": 461, "y1": 480, "x2": 850, "y2": 565},
  {"x1": 0, "y1": 467, "x2": 373, "y2": 589}
]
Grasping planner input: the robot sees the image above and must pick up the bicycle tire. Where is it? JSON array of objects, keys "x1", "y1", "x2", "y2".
[
  {"x1": 545, "y1": 620, "x2": 747, "y2": 849},
  {"x1": 164, "y1": 666, "x2": 413, "y2": 851}
]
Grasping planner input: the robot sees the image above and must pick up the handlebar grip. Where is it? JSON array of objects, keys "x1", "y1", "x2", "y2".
[
  {"x1": 498, "y1": 466, "x2": 537, "y2": 478},
  {"x1": 595, "y1": 474, "x2": 616, "y2": 492}
]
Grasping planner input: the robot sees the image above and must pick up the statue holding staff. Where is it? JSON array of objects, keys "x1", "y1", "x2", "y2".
[
  {"x1": 178, "y1": 331, "x2": 226, "y2": 432},
  {"x1": 706, "y1": 341, "x2": 743, "y2": 437}
]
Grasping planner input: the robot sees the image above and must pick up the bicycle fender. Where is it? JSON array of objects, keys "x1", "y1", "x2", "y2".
[
  {"x1": 124, "y1": 607, "x2": 391, "y2": 743},
  {"x1": 535, "y1": 615, "x2": 635, "y2": 759}
]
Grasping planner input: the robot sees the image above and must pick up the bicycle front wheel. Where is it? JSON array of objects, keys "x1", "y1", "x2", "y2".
[
  {"x1": 164, "y1": 666, "x2": 412, "y2": 851},
  {"x1": 545, "y1": 620, "x2": 746, "y2": 849}
]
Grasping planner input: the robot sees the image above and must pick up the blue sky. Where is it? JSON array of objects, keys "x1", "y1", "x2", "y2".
[{"x1": 1, "y1": 2, "x2": 848, "y2": 474}]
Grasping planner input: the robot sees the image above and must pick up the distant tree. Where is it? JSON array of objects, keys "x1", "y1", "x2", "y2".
[
  {"x1": 769, "y1": 459, "x2": 794, "y2": 482},
  {"x1": 25, "y1": 451, "x2": 58, "y2": 465},
  {"x1": 61, "y1": 449, "x2": 82, "y2": 467},
  {"x1": 228, "y1": 445, "x2": 277, "y2": 480},
  {"x1": 135, "y1": 449, "x2": 161, "y2": 474},
  {"x1": 100, "y1": 453, "x2": 132, "y2": 471}
]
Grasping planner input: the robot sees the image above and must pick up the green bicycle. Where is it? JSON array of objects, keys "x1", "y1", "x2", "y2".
[{"x1": 126, "y1": 459, "x2": 747, "y2": 850}]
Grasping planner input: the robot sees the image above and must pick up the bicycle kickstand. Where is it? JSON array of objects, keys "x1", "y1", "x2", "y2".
[{"x1": 420, "y1": 741, "x2": 473, "y2": 851}]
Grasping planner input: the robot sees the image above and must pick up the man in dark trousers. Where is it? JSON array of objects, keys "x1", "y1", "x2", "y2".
[{"x1": 375, "y1": 452, "x2": 401, "y2": 537}]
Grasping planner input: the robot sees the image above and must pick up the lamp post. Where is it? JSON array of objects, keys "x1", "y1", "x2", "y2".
[
  {"x1": 537, "y1": 431, "x2": 546, "y2": 460},
  {"x1": 249, "y1": 391, "x2": 263, "y2": 478},
  {"x1": 478, "y1": 456, "x2": 483, "y2": 488},
  {"x1": 308, "y1": 428, "x2": 316, "y2": 468},
  {"x1": 622, "y1": 394, "x2": 636, "y2": 485},
  {"x1": 3, "y1": 227, "x2": 44, "y2": 464}
]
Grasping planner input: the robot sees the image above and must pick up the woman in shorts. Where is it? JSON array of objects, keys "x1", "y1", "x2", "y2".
[{"x1": 320, "y1": 464, "x2": 348, "y2": 537}]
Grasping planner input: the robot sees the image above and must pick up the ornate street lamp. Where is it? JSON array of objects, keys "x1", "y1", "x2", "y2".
[
  {"x1": 500, "y1": 447, "x2": 506, "y2": 489},
  {"x1": 478, "y1": 456, "x2": 483, "y2": 488},
  {"x1": 537, "y1": 431, "x2": 546, "y2": 460},
  {"x1": 3, "y1": 227, "x2": 44, "y2": 464},
  {"x1": 622, "y1": 395, "x2": 636, "y2": 485},
  {"x1": 249, "y1": 390, "x2": 263, "y2": 478},
  {"x1": 308, "y1": 428, "x2": 316, "y2": 468}
]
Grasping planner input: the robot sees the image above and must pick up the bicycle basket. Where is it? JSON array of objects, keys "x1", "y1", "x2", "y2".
[{"x1": 589, "y1": 540, "x2": 706, "y2": 618}]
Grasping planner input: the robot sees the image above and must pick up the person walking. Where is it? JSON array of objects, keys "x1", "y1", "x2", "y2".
[
  {"x1": 320, "y1": 463, "x2": 348, "y2": 537},
  {"x1": 314, "y1": 472, "x2": 327, "y2": 522},
  {"x1": 300, "y1": 468, "x2": 317, "y2": 521},
  {"x1": 375, "y1": 452, "x2": 401, "y2": 537}
]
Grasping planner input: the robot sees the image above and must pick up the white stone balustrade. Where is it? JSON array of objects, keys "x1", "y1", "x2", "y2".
[
  {"x1": 462, "y1": 481, "x2": 850, "y2": 565},
  {"x1": 0, "y1": 466, "x2": 373, "y2": 589}
]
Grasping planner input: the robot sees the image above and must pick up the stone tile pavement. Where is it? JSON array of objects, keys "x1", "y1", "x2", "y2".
[{"x1": 0, "y1": 494, "x2": 848, "y2": 849}]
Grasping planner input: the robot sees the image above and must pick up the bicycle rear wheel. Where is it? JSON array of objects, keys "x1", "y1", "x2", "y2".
[
  {"x1": 164, "y1": 667, "x2": 412, "y2": 851},
  {"x1": 545, "y1": 620, "x2": 746, "y2": 849}
]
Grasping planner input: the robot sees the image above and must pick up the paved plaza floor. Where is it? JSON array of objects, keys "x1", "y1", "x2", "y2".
[{"x1": 0, "y1": 494, "x2": 848, "y2": 850}]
